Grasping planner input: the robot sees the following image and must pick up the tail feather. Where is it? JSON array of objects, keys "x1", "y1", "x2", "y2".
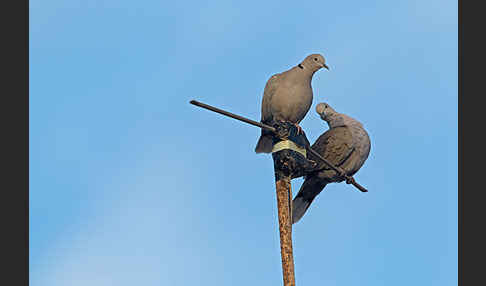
[
  {"x1": 255, "y1": 132, "x2": 273, "y2": 153},
  {"x1": 292, "y1": 196, "x2": 314, "y2": 224},
  {"x1": 292, "y1": 176, "x2": 327, "y2": 224}
]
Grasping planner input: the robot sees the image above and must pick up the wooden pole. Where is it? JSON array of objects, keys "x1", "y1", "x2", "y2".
[{"x1": 275, "y1": 175, "x2": 296, "y2": 286}]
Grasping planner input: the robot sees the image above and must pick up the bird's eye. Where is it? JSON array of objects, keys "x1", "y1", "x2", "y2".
[{"x1": 314, "y1": 58, "x2": 318, "y2": 61}]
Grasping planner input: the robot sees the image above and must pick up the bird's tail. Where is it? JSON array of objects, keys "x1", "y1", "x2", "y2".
[
  {"x1": 255, "y1": 131, "x2": 273, "y2": 153},
  {"x1": 292, "y1": 176, "x2": 328, "y2": 224}
]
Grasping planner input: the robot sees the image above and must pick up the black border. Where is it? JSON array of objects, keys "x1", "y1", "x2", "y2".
[
  {"x1": 459, "y1": 1, "x2": 465, "y2": 285},
  {"x1": 459, "y1": 0, "x2": 483, "y2": 285},
  {"x1": 1, "y1": 0, "x2": 28, "y2": 284}
]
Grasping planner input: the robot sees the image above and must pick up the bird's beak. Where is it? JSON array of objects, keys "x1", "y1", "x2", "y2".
[{"x1": 322, "y1": 63, "x2": 329, "y2": 70}]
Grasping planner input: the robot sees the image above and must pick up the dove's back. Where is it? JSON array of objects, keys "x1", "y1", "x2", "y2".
[{"x1": 339, "y1": 115, "x2": 371, "y2": 176}]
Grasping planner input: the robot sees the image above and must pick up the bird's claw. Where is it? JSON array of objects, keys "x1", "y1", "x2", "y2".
[
  {"x1": 309, "y1": 160, "x2": 317, "y2": 167},
  {"x1": 345, "y1": 177, "x2": 355, "y2": 185},
  {"x1": 306, "y1": 159, "x2": 318, "y2": 170},
  {"x1": 294, "y1": 123, "x2": 303, "y2": 134}
]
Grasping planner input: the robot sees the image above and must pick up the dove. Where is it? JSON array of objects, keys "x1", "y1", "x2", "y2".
[
  {"x1": 255, "y1": 54, "x2": 329, "y2": 153},
  {"x1": 292, "y1": 102, "x2": 371, "y2": 224}
]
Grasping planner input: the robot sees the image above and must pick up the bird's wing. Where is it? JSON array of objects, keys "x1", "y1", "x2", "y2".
[
  {"x1": 261, "y1": 74, "x2": 281, "y2": 124},
  {"x1": 309, "y1": 126, "x2": 355, "y2": 172}
]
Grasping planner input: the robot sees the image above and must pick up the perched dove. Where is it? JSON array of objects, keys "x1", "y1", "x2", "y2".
[
  {"x1": 292, "y1": 102, "x2": 371, "y2": 224},
  {"x1": 255, "y1": 54, "x2": 329, "y2": 153}
]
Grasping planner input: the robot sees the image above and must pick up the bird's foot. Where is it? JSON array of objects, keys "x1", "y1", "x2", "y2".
[
  {"x1": 308, "y1": 159, "x2": 318, "y2": 168},
  {"x1": 337, "y1": 168, "x2": 348, "y2": 181},
  {"x1": 293, "y1": 123, "x2": 303, "y2": 134},
  {"x1": 303, "y1": 159, "x2": 318, "y2": 173},
  {"x1": 345, "y1": 176, "x2": 355, "y2": 185}
]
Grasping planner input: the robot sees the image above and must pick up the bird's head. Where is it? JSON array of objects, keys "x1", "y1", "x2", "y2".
[
  {"x1": 301, "y1": 54, "x2": 329, "y2": 72},
  {"x1": 316, "y1": 102, "x2": 337, "y2": 121}
]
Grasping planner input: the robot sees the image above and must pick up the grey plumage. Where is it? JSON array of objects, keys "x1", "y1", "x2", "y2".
[
  {"x1": 292, "y1": 103, "x2": 371, "y2": 224},
  {"x1": 255, "y1": 54, "x2": 329, "y2": 153}
]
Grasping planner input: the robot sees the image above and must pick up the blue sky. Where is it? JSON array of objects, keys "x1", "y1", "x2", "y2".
[{"x1": 30, "y1": 0, "x2": 457, "y2": 285}]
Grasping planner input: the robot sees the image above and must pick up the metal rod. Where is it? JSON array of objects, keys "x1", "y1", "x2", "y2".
[
  {"x1": 306, "y1": 147, "x2": 368, "y2": 192},
  {"x1": 190, "y1": 100, "x2": 276, "y2": 133},
  {"x1": 189, "y1": 99, "x2": 368, "y2": 193}
]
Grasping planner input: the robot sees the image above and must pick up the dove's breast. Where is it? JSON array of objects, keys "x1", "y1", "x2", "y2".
[{"x1": 270, "y1": 79, "x2": 313, "y2": 123}]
